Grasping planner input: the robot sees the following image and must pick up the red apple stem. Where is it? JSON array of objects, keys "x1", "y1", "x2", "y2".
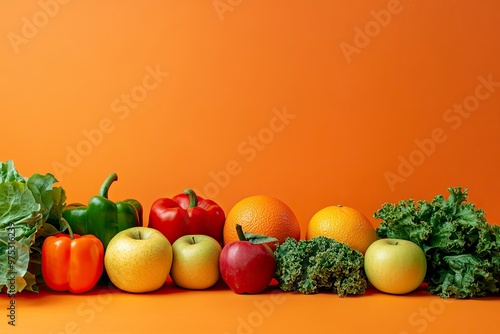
[
  {"x1": 236, "y1": 224, "x2": 248, "y2": 242},
  {"x1": 235, "y1": 224, "x2": 278, "y2": 244}
]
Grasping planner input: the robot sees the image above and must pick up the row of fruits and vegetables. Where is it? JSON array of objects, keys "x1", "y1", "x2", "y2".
[{"x1": 2, "y1": 160, "x2": 499, "y2": 299}]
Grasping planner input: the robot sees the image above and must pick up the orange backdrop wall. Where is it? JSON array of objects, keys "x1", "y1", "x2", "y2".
[{"x1": 2, "y1": 1, "x2": 499, "y2": 234}]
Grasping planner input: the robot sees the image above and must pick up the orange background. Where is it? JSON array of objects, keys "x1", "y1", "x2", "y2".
[{"x1": 1, "y1": 1, "x2": 499, "y2": 333}]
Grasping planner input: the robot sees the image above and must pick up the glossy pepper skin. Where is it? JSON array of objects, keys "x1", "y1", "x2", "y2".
[
  {"x1": 62, "y1": 173, "x2": 143, "y2": 249},
  {"x1": 148, "y1": 188, "x2": 225, "y2": 245},
  {"x1": 42, "y1": 220, "x2": 104, "y2": 293}
]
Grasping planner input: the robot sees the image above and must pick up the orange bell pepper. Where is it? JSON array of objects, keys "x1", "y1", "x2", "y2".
[{"x1": 41, "y1": 219, "x2": 104, "y2": 293}]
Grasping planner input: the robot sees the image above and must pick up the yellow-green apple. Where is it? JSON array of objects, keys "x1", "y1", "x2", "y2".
[
  {"x1": 170, "y1": 234, "x2": 222, "y2": 289},
  {"x1": 104, "y1": 227, "x2": 172, "y2": 293},
  {"x1": 364, "y1": 238, "x2": 427, "y2": 294}
]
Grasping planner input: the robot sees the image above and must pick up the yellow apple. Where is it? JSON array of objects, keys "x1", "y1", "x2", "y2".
[
  {"x1": 364, "y1": 238, "x2": 427, "y2": 295},
  {"x1": 104, "y1": 227, "x2": 172, "y2": 293},
  {"x1": 170, "y1": 234, "x2": 222, "y2": 290}
]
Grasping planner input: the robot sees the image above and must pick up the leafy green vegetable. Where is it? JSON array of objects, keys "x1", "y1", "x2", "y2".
[
  {"x1": 0, "y1": 160, "x2": 66, "y2": 293},
  {"x1": 375, "y1": 187, "x2": 500, "y2": 299},
  {"x1": 274, "y1": 236, "x2": 368, "y2": 297},
  {"x1": 0, "y1": 160, "x2": 25, "y2": 183}
]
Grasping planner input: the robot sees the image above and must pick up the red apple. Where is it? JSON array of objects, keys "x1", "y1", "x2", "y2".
[{"x1": 219, "y1": 224, "x2": 277, "y2": 294}]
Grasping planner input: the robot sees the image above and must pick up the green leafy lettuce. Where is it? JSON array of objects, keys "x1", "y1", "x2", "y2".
[
  {"x1": 0, "y1": 160, "x2": 66, "y2": 293},
  {"x1": 375, "y1": 187, "x2": 500, "y2": 298},
  {"x1": 274, "y1": 236, "x2": 368, "y2": 297}
]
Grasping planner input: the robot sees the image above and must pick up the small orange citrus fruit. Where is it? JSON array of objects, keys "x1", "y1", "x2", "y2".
[
  {"x1": 306, "y1": 205, "x2": 377, "y2": 254},
  {"x1": 223, "y1": 195, "x2": 301, "y2": 250}
]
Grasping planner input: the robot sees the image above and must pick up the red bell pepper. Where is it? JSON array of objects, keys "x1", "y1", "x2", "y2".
[
  {"x1": 41, "y1": 219, "x2": 104, "y2": 293},
  {"x1": 148, "y1": 188, "x2": 225, "y2": 245}
]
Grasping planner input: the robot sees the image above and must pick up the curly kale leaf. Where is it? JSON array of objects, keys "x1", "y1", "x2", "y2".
[
  {"x1": 274, "y1": 236, "x2": 368, "y2": 297},
  {"x1": 374, "y1": 187, "x2": 500, "y2": 299}
]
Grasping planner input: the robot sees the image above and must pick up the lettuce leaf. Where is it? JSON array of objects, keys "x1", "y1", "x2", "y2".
[
  {"x1": 0, "y1": 160, "x2": 26, "y2": 183},
  {"x1": 0, "y1": 160, "x2": 65, "y2": 293},
  {"x1": 375, "y1": 187, "x2": 500, "y2": 298}
]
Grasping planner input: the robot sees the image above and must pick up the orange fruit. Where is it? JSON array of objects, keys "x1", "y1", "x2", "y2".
[
  {"x1": 223, "y1": 195, "x2": 301, "y2": 250},
  {"x1": 306, "y1": 205, "x2": 377, "y2": 254}
]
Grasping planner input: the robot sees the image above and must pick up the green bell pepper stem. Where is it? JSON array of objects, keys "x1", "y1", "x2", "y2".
[
  {"x1": 99, "y1": 172, "x2": 118, "y2": 198},
  {"x1": 184, "y1": 188, "x2": 198, "y2": 208}
]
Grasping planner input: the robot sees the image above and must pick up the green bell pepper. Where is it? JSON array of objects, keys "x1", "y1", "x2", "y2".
[{"x1": 62, "y1": 173, "x2": 143, "y2": 249}]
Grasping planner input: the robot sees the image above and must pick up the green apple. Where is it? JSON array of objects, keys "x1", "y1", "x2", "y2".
[
  {"x1": 170, "y1": 234, "x2": 222, "y2": 290},
  {"x1": 104, "y1": 227, "x2": 173, "y2": 293},
  {"x1": 364, "y1": 238, "x2": 427, "y2": 295}
]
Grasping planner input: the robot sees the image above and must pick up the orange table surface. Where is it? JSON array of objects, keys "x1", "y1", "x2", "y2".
[{"x1": 7, "y1": 278, "x2": 499, "y2": 334}]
